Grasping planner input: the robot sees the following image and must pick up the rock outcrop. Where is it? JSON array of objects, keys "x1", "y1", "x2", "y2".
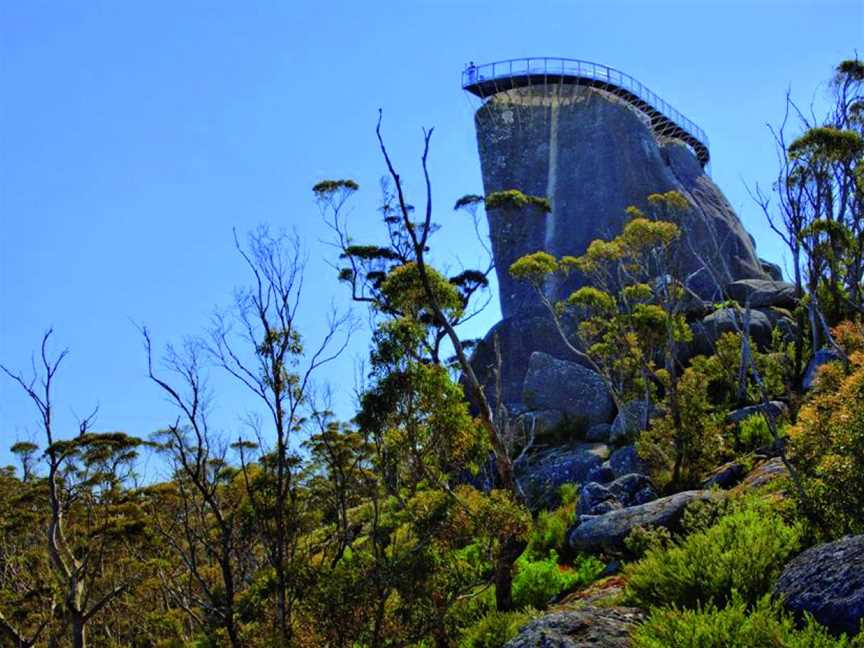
[
  {"x1": 503, "y1": 607, "x2": 645, "y2": 648},
  {"x1": 522, "y1": 352, "x2": 615, "y2": 429},
  {"x1": 568, "y1": 490, "x2": 717, "y2": 553},
  {"x1": 474, "y1": 85, "x2": 768, "y2": 320},
  {"x1": 516, "y1": 443, "x2": 610, "y2": 510},
  {"x1": 775, "y1": 535, "x2": 864, "y2": 637}
]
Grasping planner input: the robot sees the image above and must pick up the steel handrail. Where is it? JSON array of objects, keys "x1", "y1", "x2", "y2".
[{"x1": 462, "y1": 57, "x2": 709, "y2": 156}]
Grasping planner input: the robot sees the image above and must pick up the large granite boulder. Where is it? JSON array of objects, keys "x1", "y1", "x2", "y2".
[
  {"x1": 577, "y1": 473, "x2": 656, "y2": 516},
  {"x1": 727, "y1": 400, "x2": 789, "y2": 424},
  {"x1": 761, "y1": 258, "x2": 784, "y2": 281},
  {"x1": 516, "y1": 442, "x2": 610, "y2": 510},
  {"x1": 474, "y1": 84, "x2": 768, "y2": 320},
  {"x1": 726, "y1": 279, "x2": 797, "y2": 309},
  {"x1": 690, "y1": 307, "x2": 774, "y2": 357},
  {"x1": 568, "y1": 490, "x2": 717, "y2": 553},
  {"x1": 775, "y1": 535, "x2": 864, "y2": 637},
  {"x1": 503, "y1": 607, "x2": 645, "y2": 648},
  {"x1": 468, "y1": 308, "x2": 580, "y2": 409},
  {"x1": 522, "y1": 352, "x2": 615, "y2": 427},
  {"x1": 610, "y1": 400, "x2": 653, "y2": 445}
]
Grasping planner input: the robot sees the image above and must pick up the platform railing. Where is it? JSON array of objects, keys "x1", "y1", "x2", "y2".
[{"x1": 462, "y1": 57, "x2": 709, "y2": 152}]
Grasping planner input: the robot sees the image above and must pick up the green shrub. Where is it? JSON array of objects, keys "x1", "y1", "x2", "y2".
[
  {"x1": 738, "y1": 413, "x2": 776, "y2": 451},
  {"x1": 625, "y1": 498, "x2": 802, "y2": 609},
  {"x1": 524, "y1": 485, "x2": 579, "y2": 560},
  {"x1": 512, "y1": 551, "x2": 604, "y2": 610},
  {"x1": 457, "y1": 608, "x2": 539, "y2": 648},
  {"x1": 632, "y1": 594, "x2": 858, "y2": 648}
]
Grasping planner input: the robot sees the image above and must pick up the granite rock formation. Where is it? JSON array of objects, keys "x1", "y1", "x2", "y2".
[{"x1": 474, "y1": 85, "x2": 769, "y2": 320}]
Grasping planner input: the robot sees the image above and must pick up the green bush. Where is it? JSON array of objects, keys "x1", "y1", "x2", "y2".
[
  {"x1": 457, "y1": 608, "x2": 539, "y2": 648},
  {"x1": 738, "y1": 413, "x2": 776, "y2": 451},
  {"x1": 524, "y1": 484, "x2": 579, "y2": 560},
  {"x1": 632, "y1": 594, "x2": 859, "y2": 648},
  {"x1": 512, "y1": 551, "x2": 604, "y2": 610},
  {"x1": 625, "y1": 498, "x2": 802, "y2": 609}
]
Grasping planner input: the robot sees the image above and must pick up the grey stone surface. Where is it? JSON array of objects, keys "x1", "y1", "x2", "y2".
[
  {"x1": 586, "y1": 423, "x2": 612, "y2": 443},
  {"x1": 516, "y1": 442, "x2": 610, "y2": 510},
  {"x1": 775, "y1": 535, "x2": 864, "y2": 637},
  {"x1": 803, "y1": 348, "x2": 845, "y2": 391},
  {"x1": 522, "y1": 352, "x2": 615, "y2": 426},
  {"x1": 761, "y1": 258, "x2": 784, "y2": 282},
  {"x1": 474, "y1": 85, "x2": 768, "y2": 320},
  {"x1": 608, "y1": 445, "x2": 648, "y2": 479},
  {"x1": 503, "y1": 607, "x2": 646, "y2": 648},
  {"x1": 468, "y1": 308, "x2": 580, "y2": 409},
  {"x1": 516, "y1": 409, "x2": 565, "y2": 438},
  {"x1": 701, "y1": 461, "x2": 746, "y2": 490},
  {"x1": 690, "y1": 308, "x2": 773, "y2": 357},
  {"x1": 578, "y1": 473, "x2": 656, "y2": 516},
  {"x1": 727, "y1": 400, "x2": 789, "y2": 424},
  {"x1": 569, "y1": 490, "x2": 716, "y2": 553},
  {"x1": 610, "y1": 400, "x2": 652, "y2": 445},
  {"x1": 726, "y1": 279, "x2": 797, "y2": 309}
]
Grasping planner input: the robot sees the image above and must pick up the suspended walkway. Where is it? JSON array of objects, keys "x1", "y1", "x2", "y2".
[{"x1": 462, "y1": 57, "x2": 710, "y2": 168}]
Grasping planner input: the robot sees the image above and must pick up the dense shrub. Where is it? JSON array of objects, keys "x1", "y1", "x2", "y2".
[
  {"x1": 625, "y1": 498, "x2": 802, "y2": 609},
  {"x1": 457, "y1": 608, "x2": 539, "y2": 648},
  {"x1": 738, "y1": 413, "x2": 777, "y2": 451},
  {"x1": 632, "y1": 594, "x2": 860, "y2": 648},
  {"x1": 524, "y1": 484, "x2": 579, "y2": 560},
  {"x1": 512, "y1": 551, "x2": 604, "y2": 610},
  {"x1": 790, "y1": 321, "x2": 864, "y2": 537}
]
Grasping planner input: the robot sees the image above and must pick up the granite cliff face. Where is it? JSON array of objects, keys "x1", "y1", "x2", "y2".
[
  {"x1": 475, "y1": 85, "x2": 768, "y2": 319},
  {"x1": 469, "y1": 84, "x2": 772, "y2": 410}
]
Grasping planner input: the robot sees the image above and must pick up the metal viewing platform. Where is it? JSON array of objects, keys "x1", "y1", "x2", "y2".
[{"x1": 462, "y1": 57, "x2": 710, "y2": 167}]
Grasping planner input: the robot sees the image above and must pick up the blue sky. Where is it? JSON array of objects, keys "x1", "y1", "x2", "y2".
[{"x1": 1, "y1": 0, "x2": 861, "y2": 472}]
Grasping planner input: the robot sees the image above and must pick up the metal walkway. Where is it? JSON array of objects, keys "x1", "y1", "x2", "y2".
[{"x1": 462, "y1": 57, "x2": 710, "y2": 168}]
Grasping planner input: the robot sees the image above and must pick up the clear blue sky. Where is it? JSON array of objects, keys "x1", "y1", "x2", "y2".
[{"x1": 1, "y1": 0, "x2": 861, "y2": 472}]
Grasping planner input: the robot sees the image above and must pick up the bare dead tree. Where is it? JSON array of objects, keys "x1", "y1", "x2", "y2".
[
  {"x1": 142, "y1": 330, "x2": 252, "y2": 648},
  {"x1": 1, "y1": 331, "x2": 144, "y2": 648},
  {"x1": 206, "y1": 226, "x2": 353, "y2": 640}
]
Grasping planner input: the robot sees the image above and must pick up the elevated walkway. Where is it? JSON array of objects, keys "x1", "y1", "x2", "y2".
[{"x1": 462, "y1": 58, "x2": 710, "y2": 168}]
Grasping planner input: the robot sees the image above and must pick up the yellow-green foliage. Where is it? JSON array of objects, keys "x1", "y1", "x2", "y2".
[
  {"x1": 632, "y1": 594, "x2": 860, "y2": 648},
  {"x1": 624, "y1": 497, "x2": 802, "y2": 610},
  {"x1": 380, "y1": 262, "x2": 464, "y2": 320},
  {"x1": 508, "y1": 251, "x2": 558, "y2": 286},
  {"x1": 790, "y1": 321, "x2": 864, "y2": 536},
  {"x1": 637, "y1": 361, "x2": 727, "y2": 489},
  {"x1": 485, "y1": 189, "x2": 551, "y2": 213},
  {"x1": 458, "y1": 608, "x2": 540, "y2": 648},
  {"x1": 512, "y1": 551, "x2": 604, "y2": 610}
]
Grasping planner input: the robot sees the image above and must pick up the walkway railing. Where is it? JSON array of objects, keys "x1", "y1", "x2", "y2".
[{"x1": 462, "y1": 57, "x2": 710, "y2": 166}]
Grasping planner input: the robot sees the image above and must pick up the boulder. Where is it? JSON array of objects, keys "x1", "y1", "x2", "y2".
[
  {"x1": 803, "y1": 348, "x2": 845, "y2": 391},
  {"x1": 726, "y1": 279, "x2": 797, "y2": 309},
  {"x1": 701, "y1": 461, "x2": 746, "y2": 490},
  {"x1": 503, "y1": 607, "x2": 646, "y2": 648},
  {"x1": 731, "y1": 457, "x2": 789, "y2": 494},
  {"x1": 727, "y1": 401, "x2": 789, "y2": 424},
  {"x1": 578, "y1": 473, "x2": 656, "y2": 516},
  {"x1": 469, "y1": 308, "x2": 579, "y2": 408},
  {"x1": 608, "y1": 445, "x2": 648, "y2": 479},
  {"x1": 515, "y1": 409, "x2": 565, "y2": 439},
  {"x1": 586, "y1": 423, "x2": 612, "y2": 443},
  {"x1": 610, "y1": 401, "x2": 653, "y2": 444},
  {"x1": 522, "y1": 352, "x2": 615, "y2": 426},
  {"x1": 690, "y1": 308, "x2": 773, "y2": 357},
  {"x1": 775, "y1": 535, "x2": 864, "y2": 637},
  {"x1": 516, "y1": 442, "x2": 610, "y2": 510},
  {"x1": 760, "y1": 258, "x2": 784, "y2": 282},
  {"x1": 568, "y1": 490, "x2": 717, "y2": 553}
]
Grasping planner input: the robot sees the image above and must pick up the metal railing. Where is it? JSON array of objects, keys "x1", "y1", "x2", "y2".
[{"x1": 462, "y1": 57, "x2": 709, "y2": 161}]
